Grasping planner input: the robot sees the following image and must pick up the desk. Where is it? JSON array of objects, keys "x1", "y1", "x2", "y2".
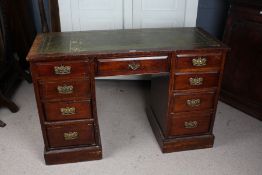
[{"x1": 27, "y1": 28, "x2": 229, "y2": 165}]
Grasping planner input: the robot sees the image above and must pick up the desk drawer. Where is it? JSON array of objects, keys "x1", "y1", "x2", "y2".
[
  {"x1": 33, "y1": 61, "x2": 90, "y2": 78},
  {"x1": 46, "y1": 121, "x2": 95, "y2": 148},
  {"x1": 97, "y1": 56, "x2": 168, "y2": 76},
  {"x1": 39, "y1": 78, "x2": 91, "y2": 100},
  {"x1": 174, "y1": 73, "x2": 219, "y2": 90},
  {"x1": 171, "y1": 91, "x2": 216, "y2": 113},
  {"x1": 169, "y1": 112, "x2": 212, "y2": 136},
  {"x1": 175, "y1": 54, "x2": 222, "y2": 72},
  {"x1": 44, "y1": 100, "x2": 92, "y2": 121}
]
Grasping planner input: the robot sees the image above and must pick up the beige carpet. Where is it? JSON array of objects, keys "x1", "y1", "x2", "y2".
[{"x1": 0, "y1": 80, "x2": 261, "y2": 175}]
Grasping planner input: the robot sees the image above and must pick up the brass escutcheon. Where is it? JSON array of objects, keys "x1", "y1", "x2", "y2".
[
  {"x1": 64, "y1": 132, "x2": 78, "y2": 140},
  {"x1": 189, "y1": 77, "x2": 203, "y2": 86},
  {"x1": 128, "y1": 62, "x2": 140, "y2": 70},
  {"x1": 54, "y1": 65, "x2": 71, "y2": 75},
  {"x1": 184, "y1": 121, "x2": 198, "y2": 128},
  {"x1": 60, "y1": 107, "x2": 76, "y2": 116},
  {"x1": 192, "y1": 57, "x2": 207, "y2": 67},
  {"x1": 187, "y1": 99, "x2": 201, "y2": 107},
  {"x1": 57, "y1": 85, "x2": 74, "y2": 94}
]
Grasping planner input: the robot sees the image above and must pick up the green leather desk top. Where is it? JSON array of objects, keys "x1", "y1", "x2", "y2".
[{"x1": 28, "y1": 28, "x2": 226, "y2": 61}]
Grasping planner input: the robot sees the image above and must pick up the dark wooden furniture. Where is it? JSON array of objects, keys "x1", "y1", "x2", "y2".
[
  {"x1": 0, "y1": 61, "x2": 20, "y2": 113},
  {"x1": 38, "y1": 0, "x2": 60, "y2": 32},
  {"x1": 0, "y1": 61, "x2": 20, "y2": 127},
  {"x1": 0, "y1": 0, "x2": 36, "y2": 126},
  {"x1": 27, "y1": 28, "x2": 229, "y2": 165},
  {"x1": 0, "y1": 0, "x2": 26, "y2": 126},
  {"x1": 0, "y1": 120, "x2": 6, "y2": 127},
  {"x1": 221, "y1": 0, "x2": 262, "y2": 120},
  {"x1": 8, "y1": 0, "x2": 36, "y2": 73}
]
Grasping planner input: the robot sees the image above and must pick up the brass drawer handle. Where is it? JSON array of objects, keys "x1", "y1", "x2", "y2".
[
  {"x1": 54, "y1": 65, "x2": 71, "y2": 75},
  {"x1": 192, "y1": 57, "x2": 207, "y2": 67},
  {"x1": 57, "y1": 85, "x2": 74, "y2": 94},
  {"x1": 128, "y1": 62, "x2": 140, "y2": 70},
  {"x1": 189, "y1": 77, "x2": 203, "y2": 86},
  {"x1": 60, "y1": 107, "x2": 76, "y2": 115},
  {"x1": 184, "y1": 121, "x2": 198, "y2": 129},
  {"x1": 187, "y1": 99, "x2": 201, "y2": 107},
  {"x1": 64, "y1": 132, "x2": 78, "y2": 140}
]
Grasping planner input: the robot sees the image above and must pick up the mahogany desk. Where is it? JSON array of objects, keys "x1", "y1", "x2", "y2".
[{"x1": 27, "y1": 28, "x2": 229, "y2": 165}]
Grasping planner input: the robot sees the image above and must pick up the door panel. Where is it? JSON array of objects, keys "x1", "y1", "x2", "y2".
[
  {"x1": 133, "y1": 0, "x2": 185, "y2": 28},
  {"x1": 133, "y1": 0, "x2": 198, "y2": 28},
  {"x1": 59, "y1": 0, "x2": 123, "y2": 31}
]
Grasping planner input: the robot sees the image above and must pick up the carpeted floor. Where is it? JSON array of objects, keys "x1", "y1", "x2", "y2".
[{"x1": 0, "y1": 80, "x2": 261, "y2": 175}]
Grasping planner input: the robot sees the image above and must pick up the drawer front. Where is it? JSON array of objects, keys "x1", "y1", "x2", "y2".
[
  {"x1": 175, "y1": 54, "x2": 222, "y2": 72},
  {"x1": 171, "y1": 92, "x2": 216, "y2": 113},
  {"x1": 46, "y1": 121, "x2": 95, "y2": 148},
  {"x1": 174, "y1": 73, "x2": 219, "y2": 90},
  {"x1": 33, "y1": 61, "x2": 90, "y2": 78},
  {"x1": 39, "y1": 78, "x2": 91, "y2": 100},
  {"x1": 44, "y1": 100, "x2": 92, "y2": 121},
  {"x1": 97, "y1": 56, "x2": 168, "y2": 76},
  {"x1": 169, "y1": 112, "x2": 212, "y2": 136}
]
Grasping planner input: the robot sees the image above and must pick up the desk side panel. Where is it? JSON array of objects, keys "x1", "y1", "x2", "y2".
[{"x1": 150, "y1": 74, "x2": 170, "y2": 136}]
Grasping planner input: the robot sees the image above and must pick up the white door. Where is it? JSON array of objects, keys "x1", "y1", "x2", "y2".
[
  {"x1": 59, "y1": 0, "x2": 199, "y2": 31},
  {"x1": 59, "y1": 0, "x2": 123, "y2": 31},
  {"x1": 132, "y1": 0, "x2": 199, "y2": 28}
]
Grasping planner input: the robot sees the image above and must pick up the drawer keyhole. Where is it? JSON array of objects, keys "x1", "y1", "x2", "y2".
[
  {"x1": 192, "y1": 57, "x2": 207, "y2": 67},
  {"x1": 60, "y1": 107, "x2": 76, "y2": 115},
  {"x1": 54, "y1": 65, "x2": 71, "y2": 75},
  {"x1": 57, "y1": 85, "x2": 74, "y2": 94},
  {"x1": 187, "y1": 99, "x2": 201, "y2": 107},
  {"x1": 189, "y1": 77, "x2": 204, "y2": 86},
  {"x1": 128, "y1": 62, "x2": 140, "y2": 70},
  {"x1": 64, "y1": 132, "x2": 78, "y2": 140},
  {"x1": 184, "y1": 121, "x2": 198, "y2": 129}
]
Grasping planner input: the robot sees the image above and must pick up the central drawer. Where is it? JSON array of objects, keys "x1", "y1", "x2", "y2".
[
  {"x1": 96, "y1": 56, "x2": 169, "y2": 76},
  {"x1": 46, "y1": 121, "x2": 95, "y2": 148}
]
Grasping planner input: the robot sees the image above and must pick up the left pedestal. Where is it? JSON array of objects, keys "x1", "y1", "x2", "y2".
[{"x1": 30, "y1": 59, "x2": 102, "y2": 165}]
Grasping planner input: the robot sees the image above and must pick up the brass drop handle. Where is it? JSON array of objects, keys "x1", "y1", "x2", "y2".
[
  {"x1": 57, "y1": 85, "x2": 74, "y2": 94},
  {"x1": 128, "y1": 62, "x2": 140, "y2": 70},
  {"x1": 60, "y1": 107, "x2": 76, "y2": 116},
  {"x1": 189, "y1": 77, "x2": 203, "y2": 86},
  {"x1": 192, "y1": 57, "x2": 207, "y2": 67},
  {"x1": 184, "y1": 121, "x2": 198, "y2": 129},
  {"x1": 64, "y1": 132, "x2": 78, "y2": 140},
  {"x1": 187, "y1": 99, "x2": 201, "y2": 107},
  {"x1": 54, "y1": 65, "x2": 71, "y2": 75}
]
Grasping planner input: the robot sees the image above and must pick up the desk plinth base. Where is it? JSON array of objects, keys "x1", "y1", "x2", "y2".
[
  {"x1": 146, "y1": 107, "x2": 214, "y2": 153},
  {"x1": 44, "y1": 145, "x2": 102, "y2": 165}
]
